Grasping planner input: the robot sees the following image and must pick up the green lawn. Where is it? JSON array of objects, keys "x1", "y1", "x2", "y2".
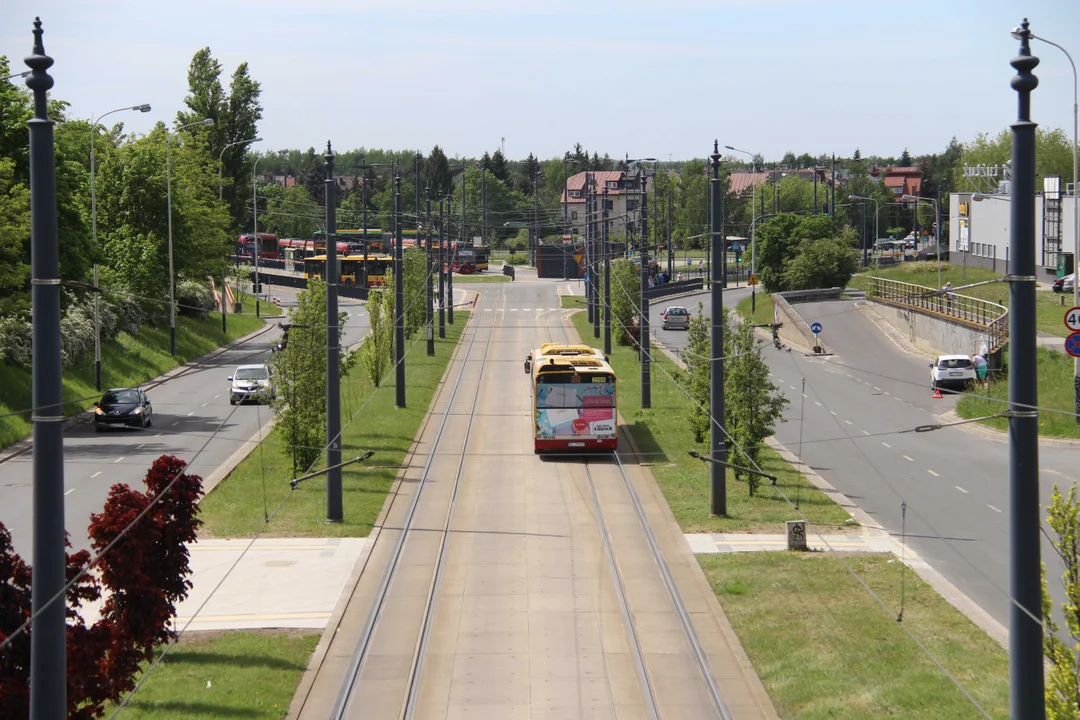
[
  {"x1": 104, "y1": 631, "x2": 318, "y2": 719},
  {"x1": 957, "y1": 347, "x2": 1080, "y2": 438},
  {"x1": 569, "y1": 312, "x2": 850, "y2": 532},
  {"x1": 561, "y1": 294, "x2": 586, "y2": 309},
  {"x1": 848, "y1": 262, "x2": 1070, "y2": 337},
  {"x1": 234, "y1": 289, "x2": 284, "y2": 317},
  {"x1": 449, "y1": 273, "x2": 511, "y2": 283},
  {"x1": 736, "y1": 292, "x2": 775, "y2": 326},
  {"x1": 0, "y1": 311, "x2": 266, "y2": 450},
  {"x1": 199, "y1": 313, "x2": 470, "y2": 538},
  {"x1": 699, "y1": 553, "x2": 1008, "y2": 719}
]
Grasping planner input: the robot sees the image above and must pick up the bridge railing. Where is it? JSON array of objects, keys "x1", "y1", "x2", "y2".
[{"x1": 865, "y1": 276, "x2": 1008, "y2": 350}]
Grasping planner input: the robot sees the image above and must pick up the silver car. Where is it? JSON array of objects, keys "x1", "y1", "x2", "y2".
[
  {"x1": 661, "y1": 306, "x2": 690, "y2": 331},
  {"x1": 228, "y1": 364, "x2": 275, "y2": 405}
]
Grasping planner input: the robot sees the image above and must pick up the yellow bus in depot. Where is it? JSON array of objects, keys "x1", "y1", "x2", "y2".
[
  {"x1": 304, "y1": 254, "x2": 394, "y2": 288},
  {"x1": 524, "y1": 343, "x2": 618, "y2": 453}
]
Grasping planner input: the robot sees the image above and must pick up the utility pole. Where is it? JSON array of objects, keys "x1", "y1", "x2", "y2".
[
  {"x1": 26, "y1": 20, "x2": 66, "y2": 717},
  {"x1": 586, "y1": 171, "x2": 593, "y2": 325},
  {"x1": 709, "y1": 141, "x2": 727, "y2": 516},
  {"x1": 451, "y1": 163, "x2": 461, "y2": 325},
  {"x1": 533, "y1": 168, "x2": 540, "y2": 267},
  {"x1": 603, "y1": 185, "x2": 612, "y2": 356},
  {"x1": 481, "y1": 160, "x2": 487, "y2": 248},
  {"x1": 563, "y1": 156, "x2": 570, "y2": 281},
  {"x1": 592, "y1": 174, "x2": 600, "y2": 340},
  {"x1": 830, "y1": 154, "x2": 836, "y2": 217},
  {"x1": 667, "y1": 186, "x2": 673, "y2": 279},
  {"x1": 415, "y1": 152, "x2": 422, "y2": 248},
  {"x1": 361, "y1": 154, "x2": 368, "y2": 288},
  {"x1": 426, "y1": 186, "x2": 434, "y2": 356},
  {"x1": 438, "y1": 192, "x2": 446, "y2": 339},
  {"x1": 324, "y1": 142, "x2": 343, "y2": 523},
  {"x1": 395, "y1": 173, "x2": 406, "y2": 408},
  {"x1": 1006, "y1": 20, "x2": 1046, "y2": 720},
  {"x1": 639, "y1": 169, "x2": 651, "y2": 409}
]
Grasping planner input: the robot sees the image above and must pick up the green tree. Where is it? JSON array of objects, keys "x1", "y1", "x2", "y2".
[
  {"x1": 402, "y1": 247, "x2": 429, "y2": 340},
  {"x1": 489, "y1": 149, "x2": 510, "y2": 184},
  {"x1": 259, "y1": 182, "x2": 321, "y2": 238},
  {"x1": 423, "y1": 145, "x2": 453, "y2": 198},
  {"x1": 0, "y1": 158, "x2": 29, "y2": 316},
  {"x1": 270, "y1": 279, "x2": 351, "y2": 477},
  {"x1": 360, "y1": 279, "x2": 394, "y2": 388},
  {"x1": 783, "y1": 234, "x2": 859, "y2": 291},
  {"x1": 1042, "y1": 484, "x2": 1080, "y2": 719},
  {"x1": 682, "y1": 305, "x2": 711, "y2": 443},
  {"x1": 610, "y1": 258, "x2": 640, "y2": 345},
  {"x1": 675, "y1": 159, "x2": 709, "y2": 247},
  {"x1": 755, "y1": 214, "x2": 840, "y2": 292}
]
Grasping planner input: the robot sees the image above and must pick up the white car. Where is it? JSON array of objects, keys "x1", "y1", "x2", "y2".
[
  {"x1": 929, "y1": 354, "x2": 975, "y2": 391},
  {"x1": 228, "y1": 364, "x2": 275, "y2": 405}
]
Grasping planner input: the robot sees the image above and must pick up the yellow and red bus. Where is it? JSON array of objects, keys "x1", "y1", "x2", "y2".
[
  {"x1": 304, "y1": 254, "x2": 393, "y2": 287},
  {"x1": 524, "y1": 343, "x2": 618, "y2": 453}
]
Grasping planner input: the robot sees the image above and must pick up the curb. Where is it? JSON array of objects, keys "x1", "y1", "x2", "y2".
[
  {"x1": 0, "y1": 321, "x2": 275, "y2": 467},
  {"x1": 649, "y1": 335, "x2": 1010, "y2": 650}
]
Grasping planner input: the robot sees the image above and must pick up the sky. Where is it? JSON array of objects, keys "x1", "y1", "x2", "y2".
[{"x1": 2, "y1": 0, "x2": 1078, "y2": 164}]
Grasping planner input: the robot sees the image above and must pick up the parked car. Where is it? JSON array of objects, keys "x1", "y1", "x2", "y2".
[
  {"x1": 1052, "y1": 273, "x2": 1075, "y2": 293},
  {"x1": 929, "y1": 354, "x2": 976, "y2": 391},
  {"x1": 661, "y1": 306, "x2": 690, "y2": 331},
  {"x1": 94, "y1": 387, "x2": 153, "y2": 431},
  {"x1": 228, "y1": 364, "x2": 275, "y2": 405}
]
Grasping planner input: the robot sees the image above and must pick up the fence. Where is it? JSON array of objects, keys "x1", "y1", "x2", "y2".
[{"x1": 865, "y1": 276, "x2": 1008, "y2": 351}]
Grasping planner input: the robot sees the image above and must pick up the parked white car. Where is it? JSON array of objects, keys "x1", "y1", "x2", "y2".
[
  {"x1": 929, "y1": 355, "x2": 975, "y2": 391},
  {"x1": 228, "y1": 364, "x2": 275, "y2": 405}
]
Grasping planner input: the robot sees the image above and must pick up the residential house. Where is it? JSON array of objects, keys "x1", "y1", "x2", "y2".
[
  {"x1": 870, "y1": 165, "x2": 923, "y2": 201},
  {"x1": 560, "y1": 170, "x2": 640, "y2": 237}
]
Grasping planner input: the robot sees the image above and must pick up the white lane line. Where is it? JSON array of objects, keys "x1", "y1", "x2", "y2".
[
  {"x1": 65, "y1": 489, "x2": 75, "y2": 496},
  {"x1": 201, "y1": 403, "x2": 208, "y2": 408},
  {"x1": 988, "y1": 504, "x2": 1002, "y2": 513},
  {"x1": 135, "y1": 443, "x2": 145, "y2": 450},
  {"x1": 903, "y1": 455, "x2": 914, "y2": 462},
  {"x1": 956, "y1": 485, "x2": 969, "y2": 494},
  {"x1": 927, "y1": 470, "x2": 940, "y2": 477},
  {"x1": 873, "y1": 387, "x2": 881, "y2": 392},
  {"x1": 844, "y1": 420, "x2": 853, "y2": 425},
  {"x1": 113, "y1": 457, "x2": 125, "y2": 464},
  {"x1": 523, "y1": 308, "x2": 531, "y2": 311},
  {"x1": 155, "y1": 433, "x2": 163, "y2": 437},
  {"x1": 789, "y1": 385, "x2": 796, "y2": 390},
  {"x1": 90, "y1": 471, "x2": 102, "y2": 479},
  {"x1": 802, "y1": 393, "x2": 809, "y2": 398},
  {"x1": 894, "y1": 397, "x2": 903, "y2": 402},
  {"x1": 861, "y1": 430, "x2": 870, "y2": 435},
  {"x1": 775, "y1": 377, "x2": 784, "y2": 382},
  {"x1": 830, "y1": 411, "x2": 837, "y2": 416},
  {"x1": 814, "y1": 401, "x2": 822, "y2": 407},
  {"x1": 171, "y1": 421, "x2": 179, "y2": 426},
  {"x1": 214, "y1": 394, "x2": 220, "y2": 399},
  {"x1": 187, "y1": 411, "x2": 195, "y2": 416},
  {"x1": 881, "y1": 442, "x2": 891, "y2": 448}
]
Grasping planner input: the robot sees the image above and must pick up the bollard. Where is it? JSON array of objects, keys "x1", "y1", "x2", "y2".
[{"x1": 786, "y1": 520, "x2": 807, "y2": 551}]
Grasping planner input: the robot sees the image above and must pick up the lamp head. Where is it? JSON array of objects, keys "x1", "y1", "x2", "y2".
[
  {"x1": 972, "y1": 193, "x2": 986, "y2": 202},
  {"x1": 848, "y1": 194, "x2": 863, "y2": 201},
  {"x1": 902, "y1": 194, "x2": 917, "y2": 202},
  {"x1": 252, "y1": 137, "x2": 263, "y2": 143},
  {"x1": 199, "y1": 118, "x2": 214, "y2": 127},
  {"x1": 136, "y1": 104, "x2": 151, "y2": 113},
  {"x1": 1010, "y1": 27, "x2": 1024, "y2": 40}
]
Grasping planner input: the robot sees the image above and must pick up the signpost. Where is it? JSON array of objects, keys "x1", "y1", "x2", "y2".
[
  {"x1": 1066, "y1": 333, "x2": 1080, "y2": 359},
  {"x1": 1065, "y1": 306, "x2": 1080, "y2": 333}
]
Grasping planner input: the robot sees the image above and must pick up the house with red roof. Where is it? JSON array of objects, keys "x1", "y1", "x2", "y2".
[
  {"x1": 870, "y1": 165, "x2": 923, "y2": 201},
  {"x1": 560, "y1": 170, "x2": 640, "y2": 236}
]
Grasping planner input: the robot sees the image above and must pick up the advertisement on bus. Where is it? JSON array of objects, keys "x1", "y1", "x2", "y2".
[{"x1": 535, "y1": 381, "x2": 616, "y2": 440}]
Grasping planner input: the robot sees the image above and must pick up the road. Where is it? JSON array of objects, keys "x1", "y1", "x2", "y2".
[
  {"x1": 0, "y1": 287, "x2": 370, "y2": 559},
  {"x1": 653, "y1": 289, "x2": 1078, "y2": 630}
]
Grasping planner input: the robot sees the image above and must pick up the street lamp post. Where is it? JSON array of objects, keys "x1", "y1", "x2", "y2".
[
  {"x1": 218, "y1": 136, "x2": 262, "y2": 201},
  {"x1": 726, "y1": 146, "x2": 759, "y2": 310},
  {"x1": 252, "y1": 154, "x2": 267, "y2": 318},
  {"x1": 849, "y1": 194, "x2": 880, "y2": 266},
  {"x1": 90, "y1": 103, "x2": 150, "y2": 390},
  {"x1": 903, "y1": 194, "x2": 941, "y2": 290},
  {"x1": 1020, "y1": 28, "x2": 1079, "y2": 421},
  {"x1": 166, "y1": 117, "x2": 214, "y2": 355}
]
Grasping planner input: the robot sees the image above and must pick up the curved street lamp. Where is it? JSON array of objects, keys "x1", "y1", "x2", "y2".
[
  {"x1": 166, "y1": 117, "x2": 215, "y2": 355},
  {"x1": 89, "y1": 103, "x2": 151, "y2": 390},
  {"x1": 726, "y1": 146, "x2": 761, "y2": 308},
  {"x1": 903, "y1": 194, "x2": 941, "y2": 290},
  {"x1": 218, "y1": 137, "x2": 262, "y2": 200}
]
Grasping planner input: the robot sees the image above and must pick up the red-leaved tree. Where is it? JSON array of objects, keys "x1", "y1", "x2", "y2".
[{"x1": 0, "y1": 455, "x2": 202, "y2": 718}]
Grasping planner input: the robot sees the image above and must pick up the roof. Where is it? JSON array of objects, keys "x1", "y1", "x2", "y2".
[
  {"x1": 728, "y1": 171, "x2": 769, "y2": 196},
  {"x1": 562, "y1": 171, "x2": 628, "y2": 204}
]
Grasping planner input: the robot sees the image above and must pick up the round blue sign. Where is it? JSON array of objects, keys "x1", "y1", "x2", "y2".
[{"x1": 810, "y1": 322, "x2": 823, "y2": 334}]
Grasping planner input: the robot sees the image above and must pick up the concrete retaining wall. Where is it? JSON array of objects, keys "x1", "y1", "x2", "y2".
[
  {"x1": 773, "y1": 293, "x2": 829, "y2": 354},
  {"x1": 864, "y1": 300, "x2": 993, "y2": 358}
]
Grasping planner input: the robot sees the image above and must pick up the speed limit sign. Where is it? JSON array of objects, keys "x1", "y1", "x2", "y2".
[{"x1": 1066, "y1": 307, "x2": 1080, "y2": 332}]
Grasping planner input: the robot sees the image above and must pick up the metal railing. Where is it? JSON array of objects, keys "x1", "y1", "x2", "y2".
[{"x1": 866, "y1": 276, "x2": 1008, "y2": 351}]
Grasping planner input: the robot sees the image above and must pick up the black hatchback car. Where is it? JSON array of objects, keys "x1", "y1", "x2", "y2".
[{"x1": 94, "y1": 388, "x2": 153, "y2": 431}]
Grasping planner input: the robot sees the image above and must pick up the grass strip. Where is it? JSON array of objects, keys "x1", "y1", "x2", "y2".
[
  {"x1": 199, "y1": 312, "x2": 470, "y2": 538},
  {"x1": 736, "y1": 292, "x2": 775, "y2": 326},
  {"x1": 104, "y1": 630, "x2": 318, "y2": 719},
  {"x1": 568, "y1": 310, "x2": 850, "y2": 532},
  {"x1": 0, "y1": 311, "x2": 266, "y2": 450},
  {"x1": 449, "y1": 274, "x2": 511, "y2": 284},
  {"x1": 698, "y1": 552, "x2": 1008, "y2": 719}
]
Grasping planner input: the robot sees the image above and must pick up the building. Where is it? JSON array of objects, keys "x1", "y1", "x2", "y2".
[
  {"x1": 560, "y1": 170, "x2": 640, "y2": 237},
  {"x1": 950, "y1": 182, "x2": 1078, "y2": 279},
  {"x1": 870, "y1": 166, "x2": 923, "y2": 202}
]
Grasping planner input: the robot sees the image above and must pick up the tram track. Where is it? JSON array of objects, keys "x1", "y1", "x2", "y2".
[{"x1": 330, "y1": 284, "x2": 505, "y2": 720}]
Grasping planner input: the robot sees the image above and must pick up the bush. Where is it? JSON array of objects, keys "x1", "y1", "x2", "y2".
[
  {"x1": 60, "y1": 300, "x2": 96, "y2": 367},
  {"x1": 176, "y1": 279, "x2": 215, "y2": 317},
  {"x1": 506, "y1": 254, "x2": 529, "y2": 266},
  {"x1": 782, "y1": 236, "x2": 860, "y2": 291},
  {"x1": 0, "y1": 316, "x2": 32, "y2": 367}
]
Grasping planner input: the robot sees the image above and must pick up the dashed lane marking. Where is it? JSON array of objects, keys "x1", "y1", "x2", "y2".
[
  {"x1": 814, "y1": 401, "x2": 822, "y2": 406},
  {"x1": 956, "y1": 486, "x2": 969, "y2": 493},
  {"x1": 64, "y1": 489, "x2": 75, "y2": 496},
  {"x1": 881, "y1": 442, "x2": 891, "y2": 448},
  {"x1": 928, "y1": 470, "x2": 940, "y2": 477},
  {"x1": 113, "y1": 457, "x2": 124, "y2": 464},
  {"x1": 861, "y1": 430, "x2": 870, "y2": 435},
  {"x1": 187, "y1": 411, "x2": 195, "y2": 416},
  {"x1": 903, "y1": 455, "x2": 914, "y2": 462},
  {"x1": 90, "y1": 471, "x2": 102, "y2": 479},
  {"x1": 844, "y1": 420, "x2": 852, "y2": 425},
  {"x1": 988, "y1": 504, "x2": 1002, "y2": 513}
]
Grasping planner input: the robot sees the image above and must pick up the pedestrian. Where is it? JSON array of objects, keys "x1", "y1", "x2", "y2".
[
  {"x1": 972, "y1": 352, "x2": 988, "y2": 385},
  {"x1": 943, "y1": 281, "x2": 954, "y2": 313}
]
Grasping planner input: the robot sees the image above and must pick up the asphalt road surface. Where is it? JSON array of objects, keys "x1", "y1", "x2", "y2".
[
  {"x1": 0, "y1": 288, "x2": 370, "y2": 559},
  {"x1": 652, "y1": 290, "x2": 1077, "y2": 631}
]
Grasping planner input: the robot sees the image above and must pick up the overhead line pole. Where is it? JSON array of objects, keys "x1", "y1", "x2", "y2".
[
  {"x1": 709, "y1": 141, "x2": 727, "y2": 516},
  {"x1": 603, "y1": 185, "x2": 612, "y2": 356},
  {"x1": 639, "y1": 169, "x2": 651, "y2": 409},
  {"x1": 324, "y1": 142, "x2": 343, "y2": 522},
  {"x1": 426, "y1": 186, "x2": 434, "y2": 356},
  {"x1": 438, "y1": 191, "x2": 446, "y2": 339},
  {"x1": 395, "y1": 172, "x2": 406, "y2": 408}
]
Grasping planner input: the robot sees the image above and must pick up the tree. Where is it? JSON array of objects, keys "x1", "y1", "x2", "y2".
[
  {"x1": 360, "y1": 280, "x2": 394, "y2": 388},
  {"x1": 899, "y1": 148, "x2": 912, "y2": 166},
  {"x1": 781, "y1": 151, "x2": 797, "y2": 168},
  {"x1": 259, "y1": 182, "x2": 321, "y2": 239},
  {"x1": 782, "y1": 233, "x2": 859, "y2": 291},
  {"x1": 1042, "y1": 484, "x2": 1080, "y2": 718},
  {"x1": 682, "y1": 305, "x2": 711, "y2": 443},
  {"x1": 402, "y1": 247, "x2": 429, "y2": 339},
  {"x1": 609, "y1": 258, "x2": 640, "y2": 345},
  {"x1": 518, "y1": 152, "x2": 540, "y2": 196},
  {"x1": 423, "y1": 145, "x2": 452, "y2": 198},
  {"x1": 489, "y1": 149, "x2": 510, "y2": 184},
  {"x1": 0, "y1": 455, "x2": 202, "y2": 719},
  {"x1": 755, "y1": 214, "x2": 840, "y2": 292},
  {"x1": 270, "y1": 279, "x2": 351, "y2": 477},
  {"x1": 0, "y1": 158, "x2": 29, "y2": 316},
  {"x1": 852, "y1": 148, "x2": 862, "y2": 161}
]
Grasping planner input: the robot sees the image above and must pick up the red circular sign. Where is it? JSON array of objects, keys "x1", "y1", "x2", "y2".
[{"x1": 572, "y1": 418, "x2": 588, "y2": 434}]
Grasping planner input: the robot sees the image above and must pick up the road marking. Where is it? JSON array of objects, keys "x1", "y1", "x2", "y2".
[
  {"x1": 988, "y1": 504, "x2": 1002, "y2": 513},
  {"x1": 881, "y1": 442, "x2": 891, "y2": 448},
  {"x1": 214, "y1": 395, "x2": 220, "y2": 399},
  {"x1": 523, "y1": 308, "x2": 531, "y2": 311},
  {"x1": 65, "y1": 489, "x2": 75, "y2": 496},
  {"x1": 156, "y1": 433, "x2": 163, "y2": 437},
  {"x1": 113, "y1": 457, "x2": 124, "y2": 464},
  {"x1": 171, "y1": 421, "x2": 179, "y2": 426},
  {"x1": 90, "y1": 471, "x2": 102, "y2": 479},
  {"x1": 830, "y1": 411, "x2": 837, "y2": 416},
  {"x1": 802, "y1": 393, "x2": 809, "y2": 398},
  {"x1": 201, "y1": 403, "x2": 208, "y2": 408},
  {"x1": 956, "y1": 485, "x2": 969, "y2": 493},
  {"x1": 187, "y1": 411, "x2": 195, "y2": 416},
  {"x1": 903, "y1": 455, "x2": 914, "y2": 462},
  {"x1": 789, "y1": 385, "x2": 796, "y2": 390},
  {"x1": 861, "y1": 430, "x2": 870, "y2": 435},
  {"x1": 873, "y1": 386, "x2": 881, "y2": 392},
  {"x1": 927, "y1": 470, "x2": 940, "y2": 477},
  {"x1": 135, "y1": 443, "x2": 145, "y2": 450},
  {"x1": 844, "y1": 420, "x2": 852, "y2": 425},
  {"x1": 894, "y1": 397, "x2": 903, "y2": 402},
  {"x1": 814, "y1": 401, "x2": 822, "y2": 406}
]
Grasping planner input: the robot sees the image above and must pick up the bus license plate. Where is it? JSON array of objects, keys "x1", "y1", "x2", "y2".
[{"x1": 568, "y1": 442, "x2": 585, "y2": 447}]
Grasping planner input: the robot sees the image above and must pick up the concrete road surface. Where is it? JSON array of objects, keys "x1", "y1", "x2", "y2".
[
  {"x1": 653, "y1": 290, "x2": 1079, "y2": 631},
  {"x1": 0, "y1": 287, "x2": 369, "y2": 558}
]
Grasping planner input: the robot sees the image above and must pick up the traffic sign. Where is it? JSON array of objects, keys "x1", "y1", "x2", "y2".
[
  {"x1": 747, "y1": 274, "x2": 758, "y2": 286},
  {"x1": 1065, "y1": 307, "x2": 1080, "y2": 332},
  {"x1": 562, "y1": 234, "x2": 572, "y2": 244},
  {"x1": 810, "y1": 322, "x2": 823, "y2": 334},
  {"x1": 1067, "y1": 333, "x2": 1080, "y2": 358}
]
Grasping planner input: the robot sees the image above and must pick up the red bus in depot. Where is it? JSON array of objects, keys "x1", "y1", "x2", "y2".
[
  {"x1": 237, "y1": 233, "x2": 279, "y2": 259},
  {"x1": 524, "y1": 344, "x2": 618, "y2": 453}
]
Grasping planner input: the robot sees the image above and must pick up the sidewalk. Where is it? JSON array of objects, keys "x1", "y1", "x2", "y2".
[{"x1": 685, "y1": 533, "x2": 900, "y2": 555}]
